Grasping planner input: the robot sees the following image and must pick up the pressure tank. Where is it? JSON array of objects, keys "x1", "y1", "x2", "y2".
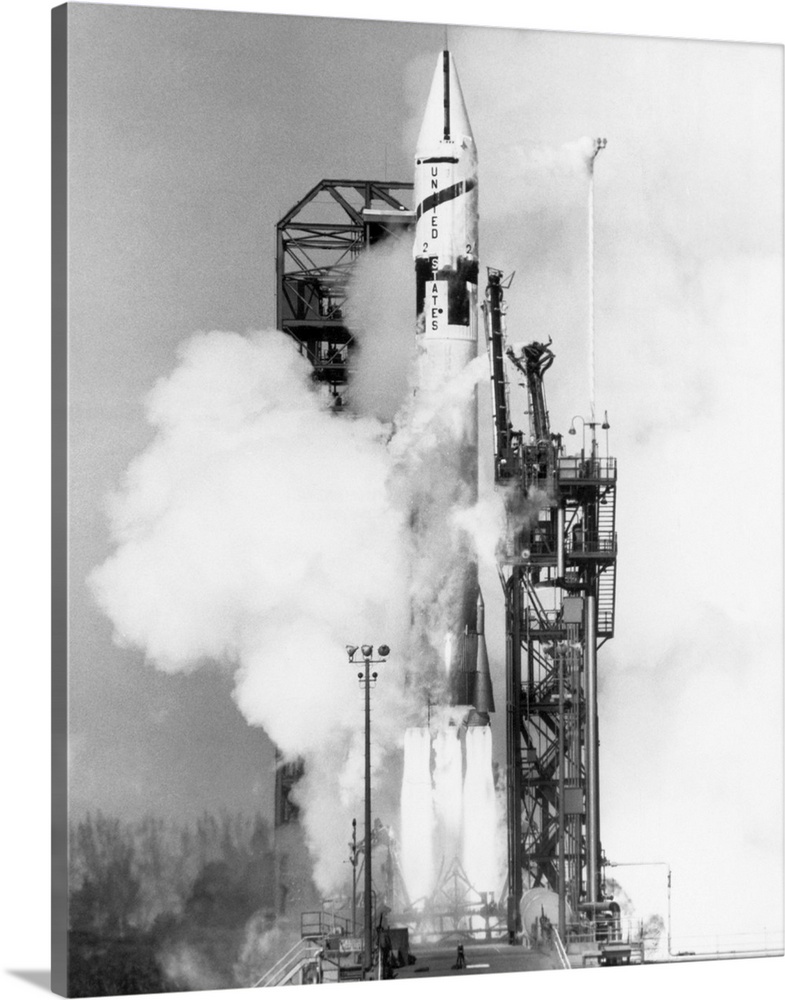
[{"x1": 520, "y1": 888, "x2": 573, "y2": 940}]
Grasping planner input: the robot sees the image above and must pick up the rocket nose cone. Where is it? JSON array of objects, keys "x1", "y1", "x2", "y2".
[{"x1": 416, "y1": 50, "x2": 475, "y2": 154}]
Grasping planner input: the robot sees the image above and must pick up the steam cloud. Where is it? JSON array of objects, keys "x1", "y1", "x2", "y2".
[{"x1": 91, "y1": 261, "x2": 495, "y2": 894}]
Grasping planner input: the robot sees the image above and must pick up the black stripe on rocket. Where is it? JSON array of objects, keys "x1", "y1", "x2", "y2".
[
  {"x1": 415, "y1": 178, "x2": 477, "y2": 221},
  {"x1": 443, "y1": 49, "x2": 450, "y2": 141}
]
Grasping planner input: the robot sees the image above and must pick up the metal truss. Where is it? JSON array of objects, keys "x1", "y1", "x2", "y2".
[{"x1": 276, "y1": 180, "x2": 413, "y2": 399}]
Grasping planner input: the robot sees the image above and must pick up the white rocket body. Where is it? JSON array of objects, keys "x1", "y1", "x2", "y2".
[
  {"x1": 414, "y1": 51, "x2": 480, "y2": 410},
  {"x1": 411, "y1": 52, "x2": 492, "y2": 717}
]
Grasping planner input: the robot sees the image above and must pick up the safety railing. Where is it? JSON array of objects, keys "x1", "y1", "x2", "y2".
[
  {"x1": 564, "y1": 531, "x2": 616, "y2": 557},
  {"x1": 597, "y1": 610, "x2": 614, "y2": 635},
  {"x1": 301, "y1": 910, "x2": 352, "y2": 939},
  {"x1": 253, "y1": 938, "x2": 322, "y2": 988},
  {"x1": 558, "y1": 457, "x2": 617, "y2": 482},
  {"x1": 321, "y1": 939, "x2": 366, "y2": 983},
  {"x1": 527, "y1": 606, "x2": 614, "y2": 637},
  {"x1": 520, "y1": 530, "x2": 617, "y2": 561},
  {"x1": 552, "y1": 929, "x2": 571, "y2": 969},
  {"x1": 525, "y1": 607, "x2": 564, "y2": 633}
]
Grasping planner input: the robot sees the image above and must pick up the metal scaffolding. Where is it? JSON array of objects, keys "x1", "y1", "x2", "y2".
[
  {"x1": 483, "y1": 270, "x2": 619, "y2": 945},
  {"x1": 276, "y1": 179, "x2": 413, "y2": 401}
]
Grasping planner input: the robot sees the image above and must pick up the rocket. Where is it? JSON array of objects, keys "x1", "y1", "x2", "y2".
[{"x1": 413, "y1": 51, "x2": 493, "y2": 722}]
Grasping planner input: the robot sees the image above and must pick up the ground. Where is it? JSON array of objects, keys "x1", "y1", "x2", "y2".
[{"x1": 393, "y1": 940, "x2": 561, "y2": 978}]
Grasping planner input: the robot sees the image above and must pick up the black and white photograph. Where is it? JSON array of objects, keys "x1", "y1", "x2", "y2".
[{"x1": 8, "y1": 2, "x2": 785, "y2": 999}]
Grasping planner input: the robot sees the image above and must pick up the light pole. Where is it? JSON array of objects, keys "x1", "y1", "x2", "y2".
[
  {"x1": 569, "y1": 414, "x2": 588, "y2": 458},
  {"x1": 349, "y1": 818, "x2": 359, "y2": 935},
  {"x1": 569, "y1": 414, "x2": 606, "y2": 459},
  {"x1": 587, "y1": 137, "x2": 606, "y2": 418},
  {"x1": 346, "y1": 643, "x2": 390, "y2": 976},
  {"x1": 569, "y1": 414, "x2": 610, "y2": 467}
]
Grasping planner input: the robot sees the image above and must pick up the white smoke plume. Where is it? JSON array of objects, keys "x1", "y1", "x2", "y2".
[
  {"x1": 455, "y1": 481, "x2": 555, "y2": 571},
  {"x1": 91, "y1": 302, "x2": 494, "y2": 896},
  {"x1": 493, "y1": 136, "x2": 598, "y2": 215},
  {"x1": 234, "y1": 919, "x2": 301, "y2": 987},
  {"x1": 388, "y1": 354, "x2": 487, "y2": 697},
  {"x1": 344, "y1": 235, "x2": 415, "y2": 422},
  {"x1": 90, "y1": 329, "x2": 417, "y2": 892},
  {"x1": 158, "y1": 941, "x2": 226, "y2": 992}
]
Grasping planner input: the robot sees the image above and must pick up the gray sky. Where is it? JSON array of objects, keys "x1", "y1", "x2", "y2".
[
  {"x1": 63, "y1": 0, "x2": 782, "y2": 963},
  {"x1": 68, "y1": 4, "x2": 442, "y2": 824}
]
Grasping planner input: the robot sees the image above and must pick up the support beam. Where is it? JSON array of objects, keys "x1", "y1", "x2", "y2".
[{"x1": 585, "y1": 593, "x2": 600, "y2": 903}]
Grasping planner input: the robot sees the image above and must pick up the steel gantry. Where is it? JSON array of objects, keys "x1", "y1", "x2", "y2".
[
  {"x1": 276, "y1": 179, "x2": 413, "y2": 403},
  {"x1": 483, "y1": 270, "x2": 618, "y2": 946}
]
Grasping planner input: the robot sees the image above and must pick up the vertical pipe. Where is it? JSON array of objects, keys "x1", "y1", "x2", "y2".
[
  {"x1": 351, "y1": 819, "x2": 358, "y2": 935},
  {"x1": 364, "y1": 657, "x2": 373, "y2": 971},
  {"x1": 569, "y1": 642, "x2": 580, "y2": 918},
  {"x1": 275, "y1": 226, "x2": 284, "y2": 334},
  {"x1": 667, "y1": 868, "x2": 672, "y2": 956},
  {"x1": 506, "y1": 569, "x2": 523, "y2": 942},
  {"x1": 587, "y1": 139, "x2": 605, "y2": 421},
  {"x1": 588, "y1": 170, "x2": 595, "y2": 419},
  {"x1": 585, "y1": 594, "x2": 599, "y2": 903},
  {"x1": 573, "y1": 645, "x2": 583, "y2": 909},
  {"x1": 557, "y1": 647, "x2": 566, "y2": 939},
  {"x1": 556, "y1": 506, "x2": 565, "y2": 579}
]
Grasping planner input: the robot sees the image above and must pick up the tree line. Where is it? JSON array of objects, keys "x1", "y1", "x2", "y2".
[{"x1": 68, "y1": 811, "x2": 277, "y2": 995}]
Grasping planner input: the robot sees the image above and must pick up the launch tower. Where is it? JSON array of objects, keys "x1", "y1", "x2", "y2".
[{"x1": 484, "y1": 270, "x2": 618, "y2": 945}]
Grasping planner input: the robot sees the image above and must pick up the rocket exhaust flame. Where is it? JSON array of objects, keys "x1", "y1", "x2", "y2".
[
  {"x1": 462, "y1": 726, "x2": 498, "y2": 892},
  {"x1": 400, "y1": 728, "x2": 436, "y2": 906},
  {"x1": 443, "y1": 633, "x2": 453, "y2": 673},
  {"x1": 399, "y1": 719, "x2": 502, "y2": 909},
  {"x1": 433, "y1": 727, "x2": 464, "y2": 856}
]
